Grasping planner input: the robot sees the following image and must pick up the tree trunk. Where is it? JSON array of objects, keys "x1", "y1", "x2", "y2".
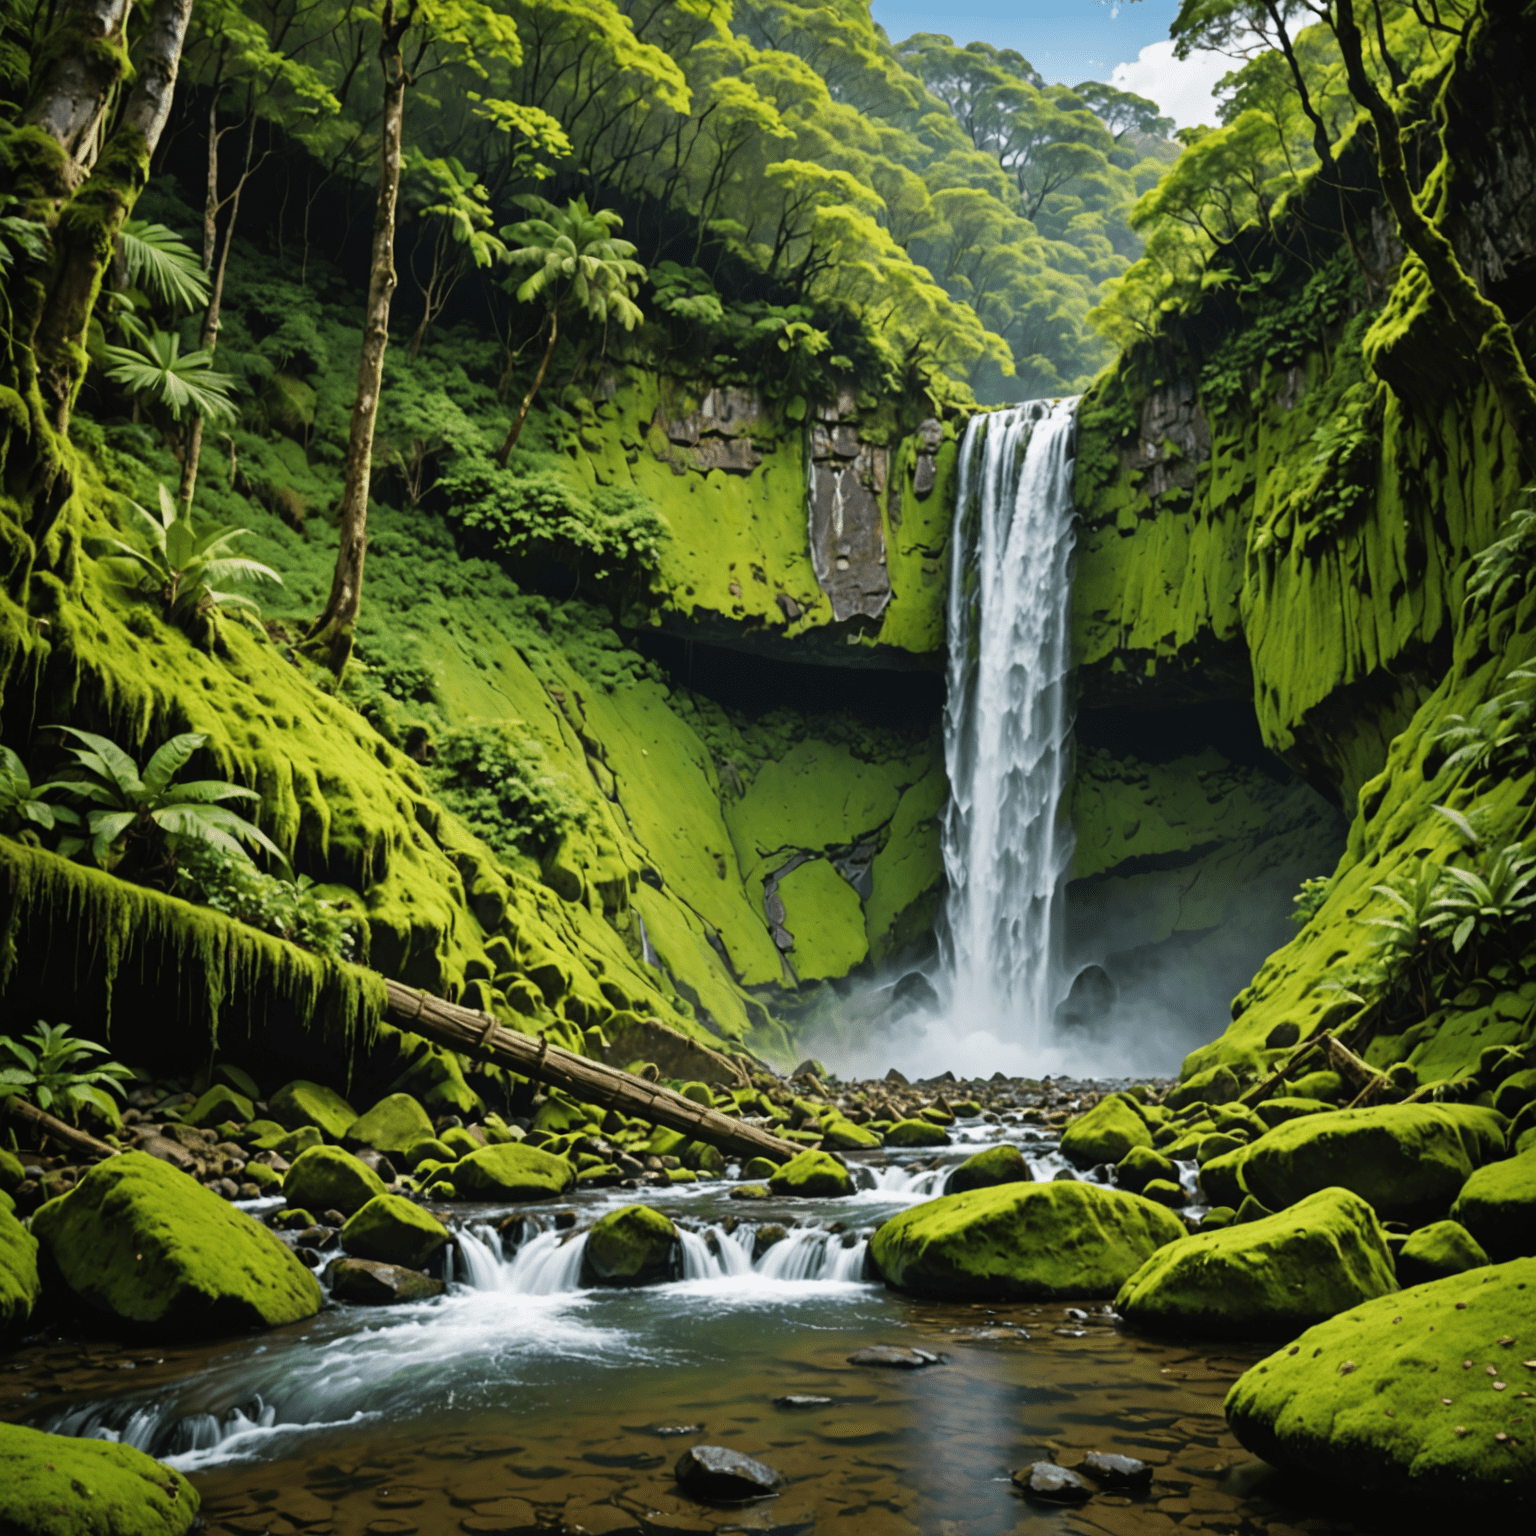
[
  {"x1": 302, "y1": 10, "x2": 408, "y2": 676},
  {"x1": 1, "y1": 1094, "x2": 119, "y2": 1159},
  {"x1": 383, "y1": 980, "x2": 801, "y2": 1164},
  {"x1": 1333, "y1": 0, "x2": 1536, "y2": 474},
  {"x1": 495, "y1": 309, "x2": 558, "y2": 467}
]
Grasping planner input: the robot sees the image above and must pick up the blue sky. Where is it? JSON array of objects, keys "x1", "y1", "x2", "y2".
[{"x1": 868, "y1": 0, "x2": 1238, "y2": 128}]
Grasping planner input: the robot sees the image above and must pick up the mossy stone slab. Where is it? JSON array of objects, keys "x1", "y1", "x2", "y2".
[
  {"x1": 775, "y1": 858, "x2": 868, "y2": 981},
  {"x1": 1450, "y1": 1146, "x2": 1536, "y2": 1263},
  {"x1": 340, "y1": 1194, "x2": 450, "y2": 1270},
  {"x1": 1116, "y1": 1187, "x2": 1397, "y2": 1339},
  {"x1": 432, "y1": 1143, "x2": 575, "y2": 1201},
  {"x1": 31, "y1": 1152, "x2": 321, "y2": 1338},
  {"x1": 1396, "y1": 1220, "x2": 1490, "y2": 1285},
  {"x1": 268, "y1": 1080, "x2": 358, "y2": 1142},
  {"x1": 768, "y1": 1150, "x2": 853, "y2": 1198},
  {"x1": 868, "y1": 1181, "x2": 1185, "y2": 1301},
  {"x1": 0, "y1": 1419, "x2": 200, "y2": 1534},
  {"x1": 820, "y1": 1116, "x2": 882, "y2": 1151},
  {"x1": 386, "y1": 1044, "x2": 483, "y2": 1118},
  {"x1": 1233, "y1": 1104, "x2": 1507, "y2": 1225},
  {"x1": 1, "y1": 1202, "x2": 41, "y2": 1344},
  {"x1": 182, "y1": 1085, "x2": 253, "y2": 1129},
  {"x1": 580, "y1": 1204, "x2": 680, "y2": 1286},
  {"x1": 1165, "y1": 1065, "x2": 1240, "y2": 1110},
  {"x1": 884, "y1": 1118, "x2": 950, "y2": 1148},
  {"x1": 1060, "y1": 1095, "x2": 1153, "y2": 1167},
  {"x1": 946, "y1": 1144, "x2": 1033, "y2": 1195},
  {"x1": 1225, "y1": 1258, "x2": 1536, "y2": 1509},
  {"x1": 346, "y1": 1094, "x2": 435, "y2": 1155},
  {"x1": 283, "y1": 1146, "x2": 387, "y2": 1216}
]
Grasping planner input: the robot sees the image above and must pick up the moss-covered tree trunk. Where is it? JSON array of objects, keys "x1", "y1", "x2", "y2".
[{"x1": 303, "y1": 6, "x2": 410, "y2": 677}]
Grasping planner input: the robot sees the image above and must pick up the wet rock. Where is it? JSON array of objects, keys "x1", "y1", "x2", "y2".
[
  {"x1": 767, "y1": 1150, "x2": 852, "y2": 1199},
  {"x1": 282, "y1": 1146, "x2": 386, "y2": 1217},
  {"x1": 846, "y1": 1345, "x2": 941, "y2": 1368},
  {"x1": 1141, "y1": 1178, "x2": 1187, "y2": 1208},
  {"x1": 581, "y1": 1204, "x2": 681, "y2": 1287},
  {"x1": 1449, "y1": 1145, "x2": 1536, "y2": 1261},
  {"x1": 1012, "y1": 1462, "x2": 1093, "y2": 1503},
  {"x1": 1396, "y1": 1218, "x2": 1490, "y2": 1284},
  {"x1": 1115, "y1": 1144, "x2": 1178, "y2": 1194},
  {"x1": 131, "y1": 1132, "x2": 201, "y2": 1175},
  {"x1": 326, "y1": 1257, "x2": 445, "y2": 1305},
  {"x1": 730, "y1": 1183, "x2": 773, "y2": 1201},
  {"x1": 269, "y1": 1079, "x2": 358, "y2": 1141},
  {"x1": 295, "y1": 1226, "x2": 339, "y2": 1250},
  {"x1": 674, "y1": 1444, "x2": 783, "y2": 1502},
  {"x1": 1, "y1": 1203, "x2": 41, "y2": 1344},
  {"x1": 946, "y1": 1144, "x2": 1032, "y2": 1195},
  {"x1": 883, "y1": 1118, "x2": 951, "y2": 1148},
  {"x1": 1060, "y1": 1095, "x2": 1154, "y2": 1167},
  {"x1": 752, "y1": 1225, "x2": 788, "y2": 1261},
  {"x1": 430, "y1": 1143, "x2": 575, "y2": 1202},
  {"x1": 346, "y1": 1093, "x2": 437, "y2": 1158},
  {"x1": 1079, "y1": 1450, "x2": 1153, "y2": 1493},
  {"x1": 457, "y1": 1494, "x2": 541, "y2": 1532},
  {"x1": 341, "y1": 1193, "x2": 450, "y2": 1270}
]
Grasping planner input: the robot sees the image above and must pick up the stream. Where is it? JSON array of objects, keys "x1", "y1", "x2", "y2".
[{"x1": 2, "y1": 1111, "x2": 1400, "y2": 1536}]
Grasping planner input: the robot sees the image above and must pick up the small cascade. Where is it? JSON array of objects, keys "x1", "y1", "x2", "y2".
[
  {"x1": 456, "y1": 1222, "x2": 589, "y2": 1296},
  {"x1": 938, "y1": 398, "x2": 1079, "y2": 1048}
]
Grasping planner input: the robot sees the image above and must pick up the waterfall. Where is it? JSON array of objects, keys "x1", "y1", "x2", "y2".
[{"x1": 937, "y1": 398, "x2": 1079, "y2": 1049}]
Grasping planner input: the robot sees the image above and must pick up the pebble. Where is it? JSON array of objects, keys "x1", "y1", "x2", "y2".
[
  {"x1": 674, "y1": 1444, "x2": 783, "y2": 1502},
  {"x1": 1079, "y1": 1451, "x2": 1153, "y2": 1493},
  {"x1": 1012, "y1": 1462, "x2": 1094, "y2": 1503},
  {"x1": 846, "y1": 1345, "x2": 942, "y2": 1369}
]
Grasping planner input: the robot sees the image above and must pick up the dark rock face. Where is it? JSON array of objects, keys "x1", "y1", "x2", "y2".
[
  {"x1": 1079, "y1": 1451, "x2": 1153, "y2": 1492},
  {"x1": 326, "y1": 1257, "x2": 445, "y2": 1305},
  {"x1": 674, "y1": 1444, "x2": 783, "y2": 1502},
  {"x1": 807, "y1": 399, "x2": 891, "y2": 623},
  {"x1": 845, "y1": 1345, "x2": 941, "y2": 1369},
  {"x1": 1012, "y1": 1462, "x2": 1093, "y2": 1502}
]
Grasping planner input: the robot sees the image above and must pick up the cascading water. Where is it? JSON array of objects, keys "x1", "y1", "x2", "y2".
[{"x1": 937, "y1": 398, "x2": 1079, "y2": 1053}]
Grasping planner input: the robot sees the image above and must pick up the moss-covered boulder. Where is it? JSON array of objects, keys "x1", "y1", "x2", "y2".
[
  {"x1": 1115, "y1": 1144, "x2": 1178, "y2": 1194},
  {"x1": 1197, "y1": 1147, "x2": 1247, "y2": 1208},
  {"x1": 820, "y1": 1117, "x2": 882, "y2": 1150},
  {"x1": 1, "y1": 1202, "x2": 41, "y2": 1344},
  {"x1": 1, "y1": 1146, "x2": 25, "y2": 1192},
  {"x1": 31, "y1": 1152, "x2": 321, "y2": 1338},
  {"x1": 868, "y1": 1181, "x2": 1185, "y2": 1301},
  {"x1": 1288, "y1": 1069, "x2": 1346, "y2": 1103},
  {"x1": 441, "y1": 1126, "x2": 486, "y2": 1159},
  {"x1": 282, "y1": 1146, "x2": 387, "y2": 1216},
  {"x1": 268, "y1": 1080, "x2": 357, "y2": 1141},
  {"x1": 580, "y1": 1204, "x2": 680, "y2": 1286},
  {"x1": 429, "y1": 1143, "x2": 574, "y2": 1201},
  {"x1": 404, "y1": 1137, "x2": 456, "y2": 1170},
  {"x1": 1231, "y1": 1104, "x2": 1507, "y2": 1225},
  {"x1": 340, "y1": 1194, "x2": 450, "y2": 1270},
  {"x1": 1449, "y1": 1146, "x2": 1536, "y2": 1262},
  {"x1": 1166, "y1": 1065, "x2": 1240, "y2": 1110},
  {"x1": 182, "y1": 1084, "x2": 254, "y2": 1129},
  {"x1": 1116, "y1": 1187, "x2": 1396, "y2": 1339},
  {"x1": 946, "y1": 1144, "x2": 1032, "y2": 1195},
  {"x1": 884, "y1": 1118, "x2": 951, "y2": 1148},
  {"x1": 389, "y1": 1044, "x2": 483, "y2": 1117},
  {"x1": 767, "y1": 1149, "x2": 853, "y2": 1198},
  {"x1": 1255, "y1": 1097, "x2": 1334, "y2": 1129},
  {"x1": 1060, "y1": 1095, "x2": 1153, "y2": 1167},
  {"x1": 0, "y1": 1420, "x2": 200, "y2": 1534},
  {"x1": 345, "y1": 1094, "x2": 435, "y2": 1156},
  {"x1": 1396, "y1": 1220, "x2": 1490, "y2": 1285},
  {"x1": 1225, "y1": 1259, "x2": 1536, "y2": 1510}
]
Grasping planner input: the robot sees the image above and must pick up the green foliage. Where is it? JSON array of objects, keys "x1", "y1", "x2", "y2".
[
  {"x1": 101, "y1": 329, "x2": 240, "y2": 423},
  {"x1": 86, "y1": 482, "x2": 282, "y2": 644},
  {"x1": 1290, "y1": 874, "x2": 1333, "y2": 927},
  {"x1": 430, "y1": 722, "x2": 591, "y2": 863},
  {"x1": 173, "y1": 841, "x2": 357, "y2": 962},
  {"x1": 1467, "y1": 484, "x2": 1536, "y2": 610},
  {"x1": 118, "y1": 220, "x2": 211, "y2": 314},
  {"x1": 0, "y1": 1022, "x2": 135, "y2": 1126},
  {"x1": 49, "y1": 726, "x2": 286, "y2": 878},
  {"x1": 503, "y1": 195, "x2": 645, "y2": 334},
  {"x1": 0, "y1": 747, "x2": 80, "y2": 839},
  {"x1": 1433, "y1": 667, "x2": 1536, "y2": 783}
]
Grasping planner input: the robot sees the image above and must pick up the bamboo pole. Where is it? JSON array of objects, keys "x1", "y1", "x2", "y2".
[
  {"x1": 383, "y1": 981, "x2": 802, "y2": 1164},
  {"x1": 1, "y1": 1095, "x2": 120, "y2": 1159}
]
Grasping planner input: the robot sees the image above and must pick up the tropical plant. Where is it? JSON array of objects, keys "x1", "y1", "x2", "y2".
[
  {"x1": 50, "y1": 727, "x2": 287, "y2": 880},
  {"x1": 101, "y1": 329, "x2": 240, "y2": 423},
  {"x1": 0, "y1": 1022, "x2": 136, "y2": 1126},
  {"x1": 0, "y1": 194, "x2": 49, "y2": 286},
  {"x1": 1433, "y1": 670, "x2": 1536, "y2": 781},
  {"x1": 86, "y1": 483, "x2": 282, "y2": 645},
  {"x1": 0, "y1": 746, "x2": 81, "y2": 840},
  {"x1": 495, "y1": 196, "x2": 646, "y2": 465},
  {"x1": 1422, "y1": 843, "x2": 1536, "y2": 961},
  {"x1": 1467, "y1": 486, "x2": 1536, "y2": 610},
  {"x1": 119, "y1": 220, "x2": 211, "y2": 314}
]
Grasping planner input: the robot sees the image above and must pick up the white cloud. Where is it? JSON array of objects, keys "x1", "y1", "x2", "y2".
[{"x1": 1110, "y1": 39, "x2": 1234, "y2": 131}]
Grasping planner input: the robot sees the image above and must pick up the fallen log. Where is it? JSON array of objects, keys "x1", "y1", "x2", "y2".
[
  {"x1": 1, "y1": 1095, "x2": 119, "y2": 1159},
  {"x1": 383, "y1": 981, "x2": 801, "y2": 1164}
]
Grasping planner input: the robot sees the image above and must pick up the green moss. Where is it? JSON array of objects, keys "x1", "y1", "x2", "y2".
[
  {"x1": 183, "y1": 1085, "x2": 254, "y2": 1128},
  {"x1": 775, "y1": 859, "x2": 867, "y2": 981},
  {"x1": 819, "y1": 1116, "x2": 881, "y2": 1150},
  {"x1": 0, "y1": 1419, "x2": 200, "y2": 1535},
  {"x1": 1225, "y1": 1259, "x2": 1536, "y2": 1509},
  {"x1": 269, "y1": 1080, "x2": 358, "y2": 1141},
  {"x1": 1449, "y1": 1147, "x2": 1536, "y2": 1263},
  {"x1": 339, "y1": 1193, "x2": 449, "y2": 1270},
  {"x1": 282, "y1": 1145, "x2": 386, "y2": 1215},
  {"x1": 945, "y1": 1144, "x2": 1032, "y2": 1195},
  {"x1": 1060, "y1": 1095, "x2": 1154, "y2": 1167},
  {"x1": 1117, "y1": 1187, "x2": 1396, "y2": 1339},
  {"x1": 767, "y1": 1149, "x2": 852, "y2": 1198},
  {"x1": 345, "y1": 1093, "x2": 435, "y2": 1155},
  {"x1": 1, "y1": 1201, "x2": 41, "y2": 1344},
  {"x1": 1115, "y1": 1144, "x2": 1178, "y2": 1194},
  {"x1": 869, "y1": 1181, "x2": 1186, "y2": 1301},
  {"x1": 1396, "y1": 1219, "x2": 1490, "y2": 1285},
  {"x1": 1165, "y1": 1066, "x2": 1240, "y2": 1110},
  {"x1": 429, "y1": 1142, "x2": 574, "y2": 1201},
  {"x1": 580, "y1": 1203, "x2": 680, "y2": 1286},
  {"x1": 884, "y1": 1117, "x2": 950, "y2": 1148},
  {"x1": 32, "y1": 1152, "x2": 321, "y2": 1337}
]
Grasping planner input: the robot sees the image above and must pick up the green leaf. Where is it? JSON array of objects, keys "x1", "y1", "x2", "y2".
[{"x1": 142, "y1": 733, "x2": 207, "y2": 794}]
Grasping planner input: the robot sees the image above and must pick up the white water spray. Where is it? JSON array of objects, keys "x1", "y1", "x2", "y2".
[{"x1": 937, "y1": 399, "x2": 1079, "y2": 1048}]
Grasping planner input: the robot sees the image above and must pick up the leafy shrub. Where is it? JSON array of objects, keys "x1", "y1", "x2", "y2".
[
  {"x1": 0, "y1": 746, "x2": 80, "y2": 840},
  {"x1": 0, "y1": 1022, "x2": 135, "y2": 1126},
  {"x1": 1289, "y1": 875, "x2": 1333, "y2": 927}
]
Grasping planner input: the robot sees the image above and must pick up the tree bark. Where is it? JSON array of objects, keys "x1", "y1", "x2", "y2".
[
  {"x1": 1333, "y1": 0, "x2": 1536, "y2": 474},
  {"x1": 1, "y1": 1094, "x2": 120, "y2": 1159},
  {"x1": 302, "y1": 5, "x2": 409, "y2": 676},
  {"x1": 383, "y1": 980, "x2": 802, "y2": 1164},
  {"x1": 495, "y1": 309, "x2": 557, "y2": 467}
]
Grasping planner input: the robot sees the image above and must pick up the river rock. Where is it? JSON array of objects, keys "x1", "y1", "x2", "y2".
[
  {"x1": 326, "y1": 1257, "x2": 445, "y2": 1305},
  {"x1": 819, "y1": 1117, "x2": 882, "y2": 1150},
  {"x1": 1, "y1": 1202, "x2": 41, "y2": 1344},
  {"x1": 580, "y1": 1203, "x2": 681, "y2": 1286},
  {"x1": 1225, "y1": 1257, "x2": 1536, "y2": 1509},
  {"x1": 0, "y1": 1419, "x2": 200, "y2": 1534},
  {"x1": 458, "y1": 1495, "x2": 541, "y2": 1533},
  {"x1": 268, "y1": 1079, "x2": 358, "y2": 1141},
  {"x1": 31, "y1": 1151, "x2": 321, "y2": 1337},
  {"x1": 345, "y1": 1093, "x2": 435, "y2": 1155},
  {"x1": 767, "y1": 1149, "x2": 853, "y2": 1198},
  {"x1": 283, "y1": 1145, "x2": 387, "y2": 1215},
  {"x1": 1449, "y1": 1145, "x2": 1536, "y2": 1261},
  {"x1": 1227, "y1": 1103, "x2": 1508, "y2": 1224},
  {"x1": 868, "y1": 1181, "x2": 1185, "y2": 1301},
  {"x1": 1395, "y1": 1219, "x2": 1490, "y2": 1284},
  {"x1": 1115, "y1": 1187, "x2": 1397, "y2": 1338},
  {"x1": 131, "y1": 1131, "x2": 201, "y2": 1175},
  {"x1": 1061, "y1": 1095, "x2": 1153, "y2": 1167},
  {"x1": 946, "y1": 1144, "x2": 1032, "y2": 1194},
  {"x1": 674, "y1": 1444, "x2": 783, "y2": 1502},
  {"x1": 182, "y1": 1084, "x2": 254, "y2": 1128},
  {"x1": 1165, "y1": 1064, "x2": 1240, "y2": 1110},
  {"x1": 340, "y1": 1193, "x2": 450, "y2": 1270},
  {"x1": 1079, "y1": 1451, "x2": 1152, "y2": 1492},
  {"x1": 429, "y1": 1142, "x2": 574, "y2": 1201},
  {"x1": 1114, "y1": 1144, "x2": 1178, "y2": 1194},
  {"x1": 1012, "y1": 1462, "x2": 1093, "y2": 1502},
  {"x1": 846, "y1": 1345, "x2": 941, "y2": 1368},
  {"x1": 883, "y1": 1118, "x2": 951, "y2": 1148}
]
